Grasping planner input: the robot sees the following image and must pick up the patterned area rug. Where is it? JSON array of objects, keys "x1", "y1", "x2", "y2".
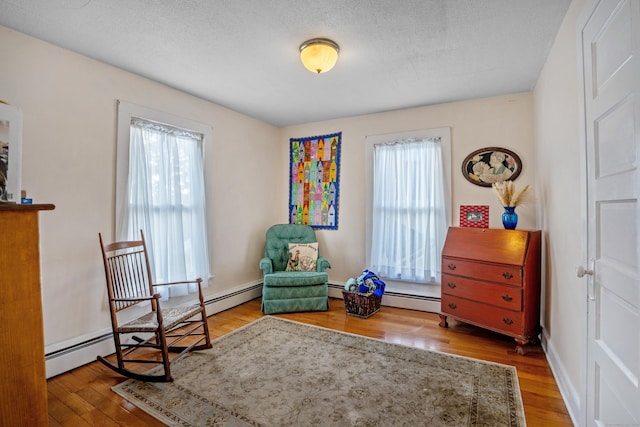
[{"x1": 112, "y1": 316, "x2": 526, "y2": 426}]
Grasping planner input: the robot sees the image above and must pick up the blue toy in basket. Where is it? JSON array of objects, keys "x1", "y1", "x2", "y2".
[{"x1": 355, "y1": 269, "x2": 385, "y2": 297}]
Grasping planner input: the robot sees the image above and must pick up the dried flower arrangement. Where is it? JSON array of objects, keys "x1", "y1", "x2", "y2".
[{"x1": 491, "y1": 181, "x2": 533, "y2": 207}]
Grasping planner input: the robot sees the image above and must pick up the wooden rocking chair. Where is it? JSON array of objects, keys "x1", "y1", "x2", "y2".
[{"x1": 97, "y1": 231, "x2": 212, "y2": 382}]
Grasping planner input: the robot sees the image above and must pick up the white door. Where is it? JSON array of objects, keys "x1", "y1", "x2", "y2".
[{"x1": 581, "y1": 0, "x2": 640, "y2": 426}]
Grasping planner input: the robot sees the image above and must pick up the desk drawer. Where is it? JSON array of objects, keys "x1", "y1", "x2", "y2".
[
  {"x1": 441, "y1": 274, "x2": 522, "y2": 311},
  {"x1": 441, "y1": 295, "x2": 524, "y2": 337},
  {"x1": 442, "y1": 258, "x2": 522, "y2": 286}
]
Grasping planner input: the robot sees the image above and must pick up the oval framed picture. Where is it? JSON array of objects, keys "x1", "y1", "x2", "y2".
[{"x1": 461, "y1": 147, "x2": 522, "y2": 187}]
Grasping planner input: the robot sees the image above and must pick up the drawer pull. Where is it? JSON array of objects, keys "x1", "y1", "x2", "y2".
[
  {"x1": 501, "y1": 294, "x2": 513, "y2": 302},
  {"x1": 448, "y1": 303, "x2": 457, "y2": 310},
  {"x1": 503, "y1": 317, "x2": 514, "y2": 325},
  {"x1": 447, "y1": 282, "x2": 457, "y2": 289},
  {"x1": 502, "y1": 272, "x2": 514, "y2": 280},
  {"x1": 447, "y1": 263, "x2": 456, "y2": 271}
]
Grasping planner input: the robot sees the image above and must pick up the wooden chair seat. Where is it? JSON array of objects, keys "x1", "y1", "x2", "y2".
[{"x1": 117, "y1": 304, "x2": 203, "y2": 333}]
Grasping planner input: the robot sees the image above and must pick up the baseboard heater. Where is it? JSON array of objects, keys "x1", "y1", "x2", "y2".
[
  {"x1": 44, "y1": 282, "x2": 263, "y2": 378},
  {"x1": 327, "y1": 283, "x2": 441, "y2": 313}
]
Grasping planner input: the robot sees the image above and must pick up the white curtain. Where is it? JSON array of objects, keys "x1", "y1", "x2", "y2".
[
  {"x1": 370, "y1": 138, "x2": 447, "y2": 283},
  {"x1": 118, "y1": 117, "x2": 210, "y2": 299}
]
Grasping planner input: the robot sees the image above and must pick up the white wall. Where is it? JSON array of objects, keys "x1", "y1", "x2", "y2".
[
  {"x1": 280, "y1": 93, "x2": 536, "y2": 282},
  {"x1": 0, "y1": 26, "x2": 283, "y2": 368},
  {"x1": 533, "y1": 0, "x2": 586, "y2": 423}
]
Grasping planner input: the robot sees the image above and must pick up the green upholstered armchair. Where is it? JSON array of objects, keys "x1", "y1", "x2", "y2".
[{"x1": 259, "y1": 224, "x2": 330, "y2": 314}]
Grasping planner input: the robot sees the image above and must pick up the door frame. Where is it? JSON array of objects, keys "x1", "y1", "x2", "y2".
[{"x1": 576, "y1": 0, "x2": 600, "y2": 425}]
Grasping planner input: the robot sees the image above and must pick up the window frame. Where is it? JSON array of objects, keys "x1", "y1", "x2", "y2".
[
  {"x1": 364, "y1": 127, "x2": 452, "y2": 294},
  {"x1": 115, "y1": 101, "x2": 212, "y2": 239},
  {"x1": 115, "y1": 101, "x2": 213, "y2": 294}
]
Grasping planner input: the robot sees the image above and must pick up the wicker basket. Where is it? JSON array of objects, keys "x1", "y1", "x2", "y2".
[{"x1": 342, "y1": 291, "x2": 381, "y2": 318}]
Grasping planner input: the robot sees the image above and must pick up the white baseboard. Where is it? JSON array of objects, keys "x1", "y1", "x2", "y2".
[
  {"x1": 45, "y1": 281, "x2": 263, "y2": 379},
  {"x1": 45, "y1": 330, "x2": 115, "y2": 379},
  {"x1": 328, "y1": 283, "x2": 441, "y2": 313},
  {"x1": 540, "y1": 329, "x2": 580, "y2": 426},
  {"x1": 202, "y1": 281, "x2": 263, "y2": 314}
]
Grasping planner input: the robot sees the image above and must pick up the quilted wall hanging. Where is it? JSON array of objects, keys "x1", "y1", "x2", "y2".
[{"x1": 289, "y1": 132, "x2": 341, "y2": 230}]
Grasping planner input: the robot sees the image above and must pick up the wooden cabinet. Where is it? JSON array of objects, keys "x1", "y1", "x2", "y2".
[
  {"x1": 439, "y1": 227, "x2": 541, "y2": 354},
  {"x1": 0, "y1": 204, "x2": 54, "y2": 426}
]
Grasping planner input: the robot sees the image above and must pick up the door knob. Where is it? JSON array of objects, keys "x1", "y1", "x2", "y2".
[
  {"x1": 576, "y1": 265, "x2": 593, "y2": 278},
  {"x1": 577, "y1": 258, "x2": 596, "y2": 301}
]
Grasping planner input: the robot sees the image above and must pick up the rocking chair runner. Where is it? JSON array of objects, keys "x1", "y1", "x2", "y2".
[{"x1": 97, "y1": 231, "x2": 211, "y2": 382}]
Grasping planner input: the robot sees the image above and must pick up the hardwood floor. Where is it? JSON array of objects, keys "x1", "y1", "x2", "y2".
[{"x1": 47, "y1": 297, "x2": 573, "y2": 426}]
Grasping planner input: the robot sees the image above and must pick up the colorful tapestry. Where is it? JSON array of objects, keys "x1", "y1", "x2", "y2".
[{"x1": 289, "y1": 132, "x2": 341, "y2": 229}]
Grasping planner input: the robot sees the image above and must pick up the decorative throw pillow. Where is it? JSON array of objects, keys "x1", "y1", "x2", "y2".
[{"x1": 285, "y1": 242, "x2": 318, "y2": 272}]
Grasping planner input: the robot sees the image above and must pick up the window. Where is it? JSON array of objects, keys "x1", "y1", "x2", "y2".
[
  {"x1": 116, "y1": 101, "x2": 212, "y2": 300},
  {"x1": 365, "y1": 128, "x2": 451, "y2": 295}
]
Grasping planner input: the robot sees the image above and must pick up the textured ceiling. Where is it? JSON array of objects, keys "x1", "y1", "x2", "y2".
[{"x1": 0, "y1": 0, "x2": 571, "y2": 127}]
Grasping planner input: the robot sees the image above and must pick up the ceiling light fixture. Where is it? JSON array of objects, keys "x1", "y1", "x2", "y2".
[{"x1": 299, "y1": 38, "x2": 340, "y2": 74}]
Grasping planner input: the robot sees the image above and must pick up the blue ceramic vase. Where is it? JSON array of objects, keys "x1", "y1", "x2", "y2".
[{"x1": 502, "y1": 206, "x2": 518, "y2": 229}]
